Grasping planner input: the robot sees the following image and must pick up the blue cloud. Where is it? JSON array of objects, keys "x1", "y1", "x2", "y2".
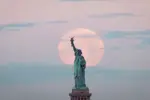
[
  {"x1": 0, "y1": 26, "x2": 4, "y2": 31},
  {"x1": 137, "y1": 37, "x2": 150, "y2": 48},
  {"x1": 104, "y1": 30, "x2": 150, "y2": 49},
  {"x1": 141, "y1": 38, "x2": 150, "y2": 45},
  {"x1": 104, "y1": 30, "x2": 150, "y2": 39},
  {"x1": 135, "y1": 40, "x2": 150, "y2": 49},
  {"x1": 0, "y1": 20, "x2": 68, "y2": 32},
  {"x1": 104, "y1": 31, "x2": 126, "y2": 39},
  {"x1": 88, "y1": 13, "x2": 135, "y2": 18},
  {"x1": 0, "y1": 23, "x2": 35, "y2": 31},
  {"x1": 5, "y1": 23, "x2": 34, "y2": 27}
]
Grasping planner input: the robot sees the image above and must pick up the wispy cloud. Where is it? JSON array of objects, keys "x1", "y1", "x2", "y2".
[
  {"x1": 104, "y1": 31, "x2": 126, "y2": 39},
  {"x1": 135, "y1": 37, "x2": 150, "y2": 48},
  {"x1": 104, "y1": 30, "x2": 150, "y2": 48},
  {"x1": 4, "y1": 23, "x2": 34, "y2": 27},
  {"x1": 141, "y1": 38, "x2": 150, "y2": 45},
  {"x1": 0, "y1": 20, "x2": 68, "y2": 32},
  {"x1": 0, "y1": 23, "x2": 35, "y2": 31},
  {"x1": 104, "y1": 30, "x2": 150, "y2": 39},
  {"x1": 88, "y1": 13, "x2": 135, "y2": 18}
]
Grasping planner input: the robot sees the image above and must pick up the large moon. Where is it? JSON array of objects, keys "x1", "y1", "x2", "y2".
[{"x1": 58, "y1": 28, "x2": 104, "y2": 67}]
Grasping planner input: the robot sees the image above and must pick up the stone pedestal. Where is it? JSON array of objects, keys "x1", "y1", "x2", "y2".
[{"x1": 69, "y1": 88, "x2": 92, "y2": 100}]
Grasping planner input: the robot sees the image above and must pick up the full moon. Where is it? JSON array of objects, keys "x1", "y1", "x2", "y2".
[{"x1": 58, "y1": 28, "x2": 104, "y2": 67}]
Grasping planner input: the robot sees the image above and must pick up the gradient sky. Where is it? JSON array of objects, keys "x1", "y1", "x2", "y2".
[
  {"x1": 0, "y1": 0, "x2": 150, "y2": 100},
  {"x1": 0, "y1": 0, "x2": 150, "y2": 68}
]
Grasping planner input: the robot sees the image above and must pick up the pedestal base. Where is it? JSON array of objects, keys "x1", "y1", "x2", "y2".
[{"x1": 69, "y1": 88, "x2": 92, "y2": 100}]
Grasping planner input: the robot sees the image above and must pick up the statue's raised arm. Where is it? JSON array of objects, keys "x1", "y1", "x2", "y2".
[{"x1": 70, "y1": 37, "x2": 76, "y2": 52}]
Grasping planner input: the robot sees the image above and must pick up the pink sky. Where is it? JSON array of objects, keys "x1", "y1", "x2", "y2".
[
  {"x1": 0, "y1": 0, "x2": 150, "y2": 30},
  {"x1": 0, "y1": 0, "x2": 150, "y2": 68}
]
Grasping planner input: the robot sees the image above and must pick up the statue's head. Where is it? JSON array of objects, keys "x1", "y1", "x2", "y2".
[{"x1": 75, "y1": 49, "x2": 82, "y2": 56}]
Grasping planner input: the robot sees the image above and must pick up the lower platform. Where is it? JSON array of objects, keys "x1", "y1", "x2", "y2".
[{"x1": 69, "y1": 88, "x2": 92, "y2": 100}]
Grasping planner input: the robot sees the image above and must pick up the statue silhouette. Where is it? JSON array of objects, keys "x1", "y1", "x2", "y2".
[{"x1": 70, "y1": 37, "x2": 87, "y2": 89}]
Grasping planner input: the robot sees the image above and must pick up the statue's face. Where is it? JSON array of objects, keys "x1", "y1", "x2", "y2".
[{"x1": 75, "y1": 49, "x2": 82, "y2": 56}]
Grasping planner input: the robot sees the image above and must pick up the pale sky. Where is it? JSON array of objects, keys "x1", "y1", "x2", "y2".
[
  {"x1": 1, "y1": 1, "x2": 150, "y2": 100},
  {"x1": 0, "y1": 0, "x2": 150, "y2": 68}
]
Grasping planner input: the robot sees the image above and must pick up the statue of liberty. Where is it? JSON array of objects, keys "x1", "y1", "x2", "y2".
[{"x1": 70, "y1": 37, "x2": 88, "y2": 90}]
